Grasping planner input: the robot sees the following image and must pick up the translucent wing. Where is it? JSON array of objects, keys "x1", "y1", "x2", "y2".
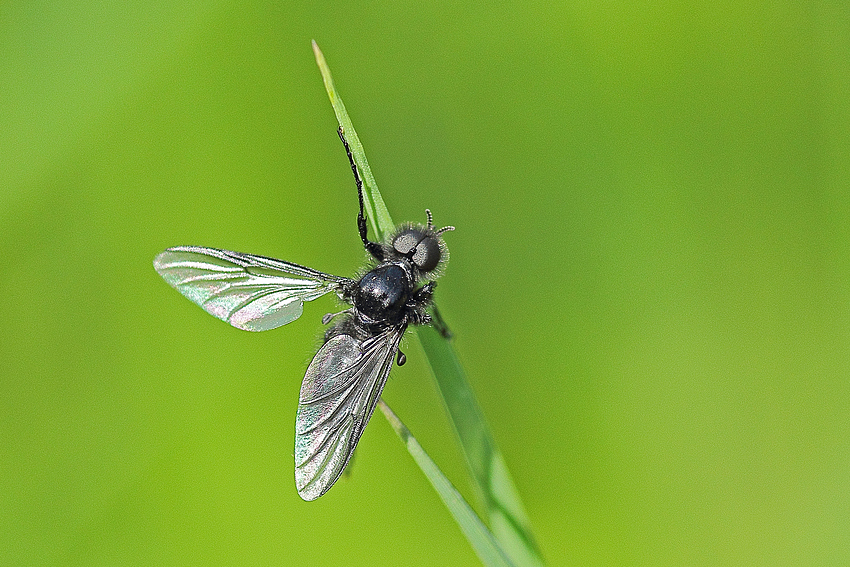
[
  {"x1": 294, "y1": 324, "x2": 406, "y2": 500},
  {"x1": 153, "y1": 246, "x2": 351, "y2": 332}
]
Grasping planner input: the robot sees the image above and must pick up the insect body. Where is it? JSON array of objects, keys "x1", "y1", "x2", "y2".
[{"x1": 153, "y1": 128, "x2": 453, "y2": 500}]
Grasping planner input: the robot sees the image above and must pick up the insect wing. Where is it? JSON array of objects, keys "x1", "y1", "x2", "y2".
[
  {"x1": 153, "y1": 246, "x2": 349, "y2": 332},
  {"x1": 294, "y1": 325, "x2": 406, "y2": 500}
]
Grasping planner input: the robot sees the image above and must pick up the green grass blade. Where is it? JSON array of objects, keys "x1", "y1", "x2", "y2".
[
  {"x1": 417, "y1": 327, "x2": 545, "y2": 567},
  {"x1": 378, "y1": 401, "x2": 516, "y2": 567},
  {"x1": 312, "y1": 41, "x2": 544, "y2": 567},
  {"x1": 312, "y1": 40, "x2": 393, "y2": 241}
]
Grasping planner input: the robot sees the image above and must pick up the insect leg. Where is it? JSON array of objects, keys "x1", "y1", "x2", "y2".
[
  {"x1": 337, "y1": 127, "x2": 385, "y2": 261},
  {"x1": 407, "y1": 283, "x2": 453, "y2": 337},
  {"x1": 405, "y1": 282, "x2": 436, "y2": 326},
  {"x1": 430, "y1": 304, "x2": 454, "y2": 339},
  {"x1": 322, "y1": 308, "x2": 353, "y2": 325},
  {"x1": 411, "y1": 281, "x2": 436, "y2": 305}
]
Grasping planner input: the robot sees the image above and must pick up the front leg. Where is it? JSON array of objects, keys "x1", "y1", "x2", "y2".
[
  {"x1": 429, "y1": 303, "x2": 453, "y2": 339},
  {"x1": 411, "y1": 281, "x2": 436, "y2": 305},
  {"x1": 406, "y1": 282, "x2": 437, "y2": 326},
  {"x1": 407, "y1": 283, "x2": 453, "y2": 337},
  {"x1": 337, "y1": 127, "x2": 386, "y2": 261}
]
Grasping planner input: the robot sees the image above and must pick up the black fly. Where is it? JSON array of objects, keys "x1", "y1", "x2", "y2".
[{"x1": 153, "y1": 128, "x2": 453, "y2": 500}]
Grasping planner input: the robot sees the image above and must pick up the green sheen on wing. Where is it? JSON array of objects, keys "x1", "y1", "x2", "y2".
[{"x1": 153, "y1": 246, "x2": 342, "y2": 332}]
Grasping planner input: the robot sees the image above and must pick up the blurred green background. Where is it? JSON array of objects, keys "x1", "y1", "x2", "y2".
[{"x1": 2, "y1": 1, "x2": 848, "y2": 565}]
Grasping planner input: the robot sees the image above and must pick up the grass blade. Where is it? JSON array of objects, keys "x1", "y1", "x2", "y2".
[
  {"x1": 378, "y1": 401, "x2": 515, "y2": 567},
  {"x1": 312, "y1": 41, "x2": 544, "y2": 567},
  {"x1": 417, "y1": 327, "x2": 544, "y2": 567},
  {"x1": 311, "y1": 40, "x2": 393, "y2": 242}
]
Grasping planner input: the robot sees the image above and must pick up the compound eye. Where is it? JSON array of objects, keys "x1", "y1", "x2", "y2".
[
  {"x1": 412, "y1": 236, "x2": 441, "y2": 272},
  {"x1": 392, "y1": 229, "x2": 420, "y2": 255}
]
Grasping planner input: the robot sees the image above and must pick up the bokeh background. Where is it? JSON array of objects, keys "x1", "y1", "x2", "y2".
[{"x1": 2, "y1": 2, "x2": 848, "y2": 565}]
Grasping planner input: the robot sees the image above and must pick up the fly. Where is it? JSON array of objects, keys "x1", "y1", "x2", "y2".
[{"x1": 153, "y1": 128, "x2": 453, "y2": 500}]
